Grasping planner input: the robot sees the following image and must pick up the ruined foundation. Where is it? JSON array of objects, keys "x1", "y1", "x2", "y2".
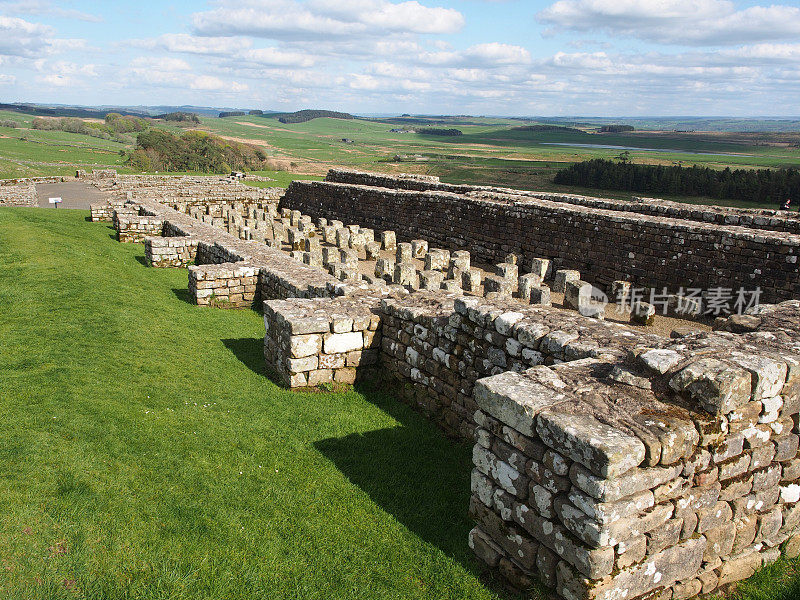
[{"x1": 81, "y1": 168, "x2": 800, "y2": 600}]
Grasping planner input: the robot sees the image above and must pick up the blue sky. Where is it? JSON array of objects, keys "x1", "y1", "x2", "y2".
[{"x1": 1, "y1": 0, "x2": 800, "y2": 115}]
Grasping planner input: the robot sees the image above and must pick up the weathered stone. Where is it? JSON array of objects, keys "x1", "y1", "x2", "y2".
[
  {"x1": 553, "y1": 269, "x2": 580, "y2": 294},
  {"x1": 537, "y1": 412, "x2": 646, "y2": 478},
  {"x1": 716, "y1": 551, "x2": 762, "y2": 586},
  {"x1": 474, "y1": 370, "x2": 568, "y2": 437},
  {"x1": 556, "y1": 538, "x2": 706, "y2": 600},
  {"x1": 669, "y1": 358, "x2": 752, "y2": 415},
  {"x1": 570, "y1": 462, "x2": 682, "y2": 502},
  {"x1": 473, "y1": 445, "x2": 529, "y2": 497}
]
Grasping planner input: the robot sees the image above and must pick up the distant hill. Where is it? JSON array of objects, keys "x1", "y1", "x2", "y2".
[
  {"x1": 270, "y1": 110, "x2": 355, "y2": 124},
  {"x1": 0, "y1": 103, "x2": 148, "y2": 119}
]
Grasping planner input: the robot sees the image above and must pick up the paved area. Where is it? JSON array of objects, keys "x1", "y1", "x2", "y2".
[{"x1": 36, "y1": 181, "x2": 110, "y2": 210}]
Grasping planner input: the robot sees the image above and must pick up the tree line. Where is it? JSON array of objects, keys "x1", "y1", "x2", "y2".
[
  {"x1": 275, "y1": 110, "x2": 354, "y2": 124},
  {"x1": 31, "y1": 113, "x2": 147, "y2": 142},
  {"x1": 599, "y1": 125, "x2": 635, "y2": 133},
  {"x1": 553, "y1": 159, "x2": 800, "y2": 204},
  {"x1": 417, "y1": 128, "x2": 463, "y2": 136},
  {"x1": 129, "y1": 129, "x2": 267, "y2": 173},
  {"x1": 157, "y1": 112, "x2": 200, "y2": 124}
]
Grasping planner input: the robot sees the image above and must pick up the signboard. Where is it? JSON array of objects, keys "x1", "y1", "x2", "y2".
[{"x1": 48, "y1": 197, "x2": 62, "y2": 208}]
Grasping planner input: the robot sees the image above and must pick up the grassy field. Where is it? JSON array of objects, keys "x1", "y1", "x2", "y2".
[{"x1": 0, "y1": 207, "x2": 526, "y2": 600}]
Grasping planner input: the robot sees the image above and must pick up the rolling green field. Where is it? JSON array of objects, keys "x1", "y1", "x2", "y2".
[{"x1": 0, "y1": 107, "x2": 798, "y2": 206}]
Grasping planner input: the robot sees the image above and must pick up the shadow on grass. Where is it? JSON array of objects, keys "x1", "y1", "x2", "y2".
[
  {"x1": 314, "y1": 380, "x2": 527, "y2": 600},
  {"x1": 222, "y1": 337, "x2": 267, "y2": 377},
  {"x1": 172, "y1": 288, "x2": 193, "y2": 305},
  {"x1": 135, "y1": 256, "x2": 149, "y2": 267}
]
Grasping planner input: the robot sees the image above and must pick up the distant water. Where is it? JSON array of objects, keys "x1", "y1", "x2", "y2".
[{"x1": 541, "y1": 142, "x2": 746, "y2": 157}]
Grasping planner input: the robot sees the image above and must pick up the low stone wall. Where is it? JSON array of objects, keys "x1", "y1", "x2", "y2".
[
  {"x1": 107, "y1": 196, "x2": 340, "y2": 305},
  {"x1": 281, "y1": 179, "x2": 800, "y2": 303},
  {"x1": 378, "y1": 293, "x2": 660, "y2": 439},
  {"x1": 0, "y1": 179, "x2": 36, "y2": 207},
  {"x1": 188, "y1": 263, "x2": 260, "y2": 308},
  {"x1": 263, "y1": 291, "x2": 385, "y2": 387},
  {"x1": 260, "y1": 279, "x2": 800, "y2": 598},
  {"x1": 145, "y1": 236, "x2": 198, "y2": 267},
  {"x1": 468, "y1": 309, "x2": 800, "y2": 600},
  {"x1": 114, "y1": 210, "x2": 164, "y2": 243}
]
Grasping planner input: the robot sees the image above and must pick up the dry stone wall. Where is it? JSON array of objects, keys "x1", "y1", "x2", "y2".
[
  {"x1": 468, "y1": 301, "x2": 800, "y2": 600},
  {"x1": 281, "y1": 179, "x2": 800, "y2": 303},
  {"x1": 88, "y1": 170, "x2": 800, "y2": 600},
  {"x1": 326, "y1": 169, "x2": 800, "y2": 236},
  {"x1": 0, "y1": 176, "x2": 67, "y2": 207},
  {"x1": 263, "y1": 290, "x2": 386, "y2": 387}
]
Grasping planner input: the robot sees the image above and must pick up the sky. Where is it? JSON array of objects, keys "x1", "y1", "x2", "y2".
[{"x1": 1, "y1": 0, "x2": 800, "y2": 116}]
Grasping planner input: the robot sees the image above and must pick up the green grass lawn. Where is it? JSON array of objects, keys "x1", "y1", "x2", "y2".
[
  {"x1": 0, "y1": 208, "x2": 516, "y2": 600},
  {"x1": 1, "y1": 208, "x2": 800, "y2": 599}
]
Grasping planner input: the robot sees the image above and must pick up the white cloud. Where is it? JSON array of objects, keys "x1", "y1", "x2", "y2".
[
  {"x1": 0, "y1": 1, "x2": 102, "y2": 23},
  {"x1": 0, "y1": 15, "x2": 86, "y2": 60},
  {"x1": 122, "y1": 56, "x2": 249, "y2": 95},
  {"x1": 192, "y1": 0, "x2": 464, "y2": 40},
  {"x1": 538, "y1": 0, "x2": 800, "y2": 46},
  {"x1": 189, "y1": 75, "x2": 248, "y2": 92},
  {"x1": 464, "y1": 42, "x2": 530, "y2": 65},
  {"x1": 0, "y1": 15, "x2": 52, "y2": 57},
  {"x1": 142, "y1": 33, "x2": 249, "y2": 56}
]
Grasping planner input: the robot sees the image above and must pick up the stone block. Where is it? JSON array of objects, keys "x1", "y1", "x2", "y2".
[
  {"x1": 393, "y1": 262, "x2": 417, "y2": 287},
  {"x1": 462, "y1": 268, "x2": 482, "y2": 292},
  {"x1": 375, "y1": 258, "x2": 395, "y2": 280},
  {"x1": 518, "y1": 273, "x2": 542, "y2": 301},
  {"x1": 529, "y1": 285, "x2": 552, "y2": 306},
  {"x1": 411, "y1": 239, "x2": 428, "y2": 258},
  {"x1": 537, "y1": 412, "x2": 646, "y2": 478},
  {"x1": 495, "y1": 262, "x2": 518, "y2": 286},
  {"x1": 424, "y1": 248, "x2": 450, "y2": 271},
  {"x1": 529, "y1": 257, "x2": 551, "y2": 280},
  {"x1": 323, "y1": 332, "x2": 363, "y2": 354},
  {"x1": 631, "y1": 302, "x2": 656, "y2": 325},
  {"x1": 669, "y1": 358, "x2": 752, "y2": 415},
  {"x1": 419, "y1": 270, "x2": 444, "y2": 290},
  {"x1": 484, "y1": 275, "x2": 512, "y2": 297},
  {"x1": 335, "y1": 228, "x2": 350, "y2": 248},
  {"x1": 380, "y1": 230, "x2": 396, "y2": 250},
  {"x1": 451, "y1": 250, "x2": 470, "y2": 272},
  {"x1": 290, "y1": 334, "x2": 322, "y2": 358},
  {"x1": 365, "y1": 241, "x2": 381, "y2": 260},
  {"x1": 553, "y1": 269, "x2": 580, "y2": 294},
  {"x1": 396, "y1": 242, "x2": 412, "y2": 263},
  {"x1": 474, "y1": 370, "x2": 568, "y2": 438}
]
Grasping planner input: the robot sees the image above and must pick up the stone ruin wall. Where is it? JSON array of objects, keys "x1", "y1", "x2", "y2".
[
  {"x1": 0, "y1": 175, "x2": 68, "y2": 207},
  {"x1": 326, "y1": 169, "x2": 800, "y2": 236},
  {"x1": 84, "y1": 169, "x2": 800, "y2": 600},
  {"x1": 281, "y1": 178, "x2": 800, "y2": 304}
]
